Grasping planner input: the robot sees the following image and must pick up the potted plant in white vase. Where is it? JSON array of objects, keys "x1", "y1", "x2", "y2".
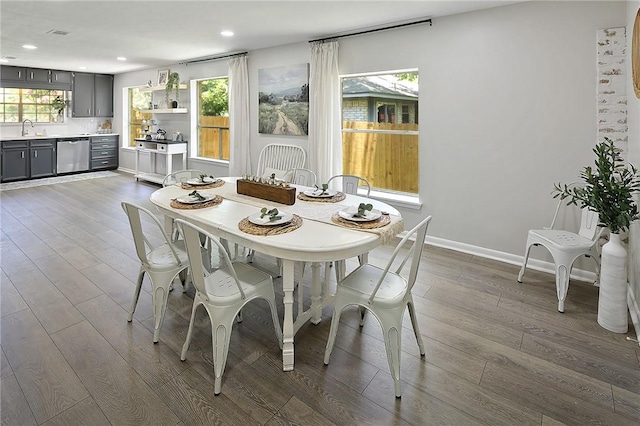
[{"x1": 554, "y1": 137, "x2": 640, "y2": 333}]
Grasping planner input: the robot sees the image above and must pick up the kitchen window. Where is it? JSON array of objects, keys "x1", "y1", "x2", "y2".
[
  {"x1": 196, "y1": 77, "x2": 229, "y2": 160},
  {"x1": 0, "y1": 88, "x2": 67, "y2": 123},
  {"x1": 341, "y1": 71, "x2": 419, "y2": 195}
]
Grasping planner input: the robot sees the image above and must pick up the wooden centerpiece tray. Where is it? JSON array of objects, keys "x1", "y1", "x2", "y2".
[{"x1": 236, "y1": 178, "x2": 296, "y2": 205}]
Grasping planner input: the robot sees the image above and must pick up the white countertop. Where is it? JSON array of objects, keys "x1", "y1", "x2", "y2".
[{"x1": 1, "y1": 133, "x2": 118, "y2": 142}]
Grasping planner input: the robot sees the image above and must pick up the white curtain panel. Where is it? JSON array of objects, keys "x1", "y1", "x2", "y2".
[
  {"x1": 228, "y1": 55, "x2": 251, "y2": 176},
  {"x1": 309, "y1": 40, "x2": 341, "y2": 184}
]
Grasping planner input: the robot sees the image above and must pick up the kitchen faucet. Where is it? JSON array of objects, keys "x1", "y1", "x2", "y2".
[{"x1": 21, "y1": 119, "x2": 34, "y2": 137}]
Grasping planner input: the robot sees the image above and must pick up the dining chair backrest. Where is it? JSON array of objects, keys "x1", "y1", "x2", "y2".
[
  {"x1": 162, "y1": 169, "x2": 205, "y2": 187},
  {"x1": 256, "y1": 143, "x2": 306, "y2": 179},
  {"x1": 286, "y1": 168, "x2": 317, "y2": 187},
  {"x1": 549, "y1": 184, "x2": 600, "y2": 241},
  {"x1": 327, "y1": 174, "x2": 371, "y2": 197},
  {"x1": 121, "y1": 201, "x2": 183, "y2": 269},
  {"x1": 175, "y1": 219, "x2": 245, "y2": 299},
  {"x1": 368, "y1": 215, "x2": 432, "y2": 304}
]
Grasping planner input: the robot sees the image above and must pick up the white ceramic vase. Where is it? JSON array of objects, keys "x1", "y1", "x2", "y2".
[{"x1": 597, "y1": 233, "x2": 628, "y2": 333}]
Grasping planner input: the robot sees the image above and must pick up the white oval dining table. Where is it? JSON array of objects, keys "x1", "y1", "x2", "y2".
[{"x1": 150, "y1": 177, "x2": 403, "y2": 371}]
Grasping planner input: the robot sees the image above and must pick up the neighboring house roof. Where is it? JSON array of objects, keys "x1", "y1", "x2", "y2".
[{"x1": 342, "y1": 75, "x2": 418, "y2": 101}]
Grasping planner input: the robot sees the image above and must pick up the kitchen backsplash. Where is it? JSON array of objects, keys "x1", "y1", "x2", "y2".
[{"x1": 0, "y1": 116, "x2": 106, "y2": 138}]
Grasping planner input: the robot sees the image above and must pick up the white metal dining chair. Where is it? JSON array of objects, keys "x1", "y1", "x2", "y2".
[
  {"x1": 285, "y1": 168, "x2": 317, "y2": 187},
  {"x1": 323, "y1": 215, "x2": 432, "y2": 398},
  {"x1": 121, "y1": 201, "x2": 189, "y2": 343},
  {"x1": 327, "y1": 174, "x2": 371, "y2": 197},
  {"x1": 256, "y1": 143, "x2": 306, "y2": 179},
  {"x1": 517, "y1": 195, "x2": 602, "y2": 312},
  {"x1": 176, "y1": 219, "x2": 283, "y2": 395},
  {"x1": 161, "y1": 169, "x2": 205, "y2": 187}
]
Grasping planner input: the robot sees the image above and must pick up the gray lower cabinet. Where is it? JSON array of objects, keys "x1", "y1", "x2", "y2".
[
  {"x1": 1, "y1": 139, "x2": 56, "y2": 182},
  {"x1": 90, "y1": 135, "x2": 119, "y2": 170},
  {"x1": 1, "y1": 141, "x2": 29, "y2": 182},
  {"x1": 30, "y1": 139, "x2": 56, "y2": 178}
]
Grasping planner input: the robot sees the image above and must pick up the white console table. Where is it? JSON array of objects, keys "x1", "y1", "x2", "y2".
[{"x1": 134, "y1": 139, "x2": 187, "y2": 184}]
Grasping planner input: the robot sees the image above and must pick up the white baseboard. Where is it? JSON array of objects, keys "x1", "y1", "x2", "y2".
[
  {"x1": 423, "y1": 235, "x2": 598, "y2": 283},
  {"x1": 628, "y1": 285, "x2": 640, "y2": 347},
  {"x1": 117, "y1": 167, "x2": 135, "y2": 175}
]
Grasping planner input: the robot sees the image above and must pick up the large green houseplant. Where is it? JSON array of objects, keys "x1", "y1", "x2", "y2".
[{"x1": 554, "y1": 137, "x2": 640, "y2": 333}]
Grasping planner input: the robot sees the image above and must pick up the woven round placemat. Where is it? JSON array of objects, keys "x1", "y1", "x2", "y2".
[
  {"x1": 297, "y1": 192, "x2": 346, "y2": 203},
  {"x1": 238, "y1": 214, "x2": 303, "y2": 236},
  {"x1": 180, "y1": 179, "x2": 225, "y2": 190},
  {"x1": 331, "y1": 212, "x2": 391, "y2": 229},
  {"x1": 170, "y1": 195, "x2": 223, "y2": 210}
]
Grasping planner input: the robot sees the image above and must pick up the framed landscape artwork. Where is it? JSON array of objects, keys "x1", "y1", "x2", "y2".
[{"x1": 258, "y1": 63, "x2": 309, "y2": 135}]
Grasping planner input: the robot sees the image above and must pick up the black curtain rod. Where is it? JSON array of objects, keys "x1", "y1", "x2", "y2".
[
  {"x1": 180, "y1": 51, "x2": 248, "y2": 65},
  {"x1": 309, "y1": 18, "x2": 432, "y2": 43}
]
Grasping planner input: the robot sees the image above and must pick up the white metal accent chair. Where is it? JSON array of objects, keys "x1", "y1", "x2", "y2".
[
  {"x1": 323, "y1": 215, "x2": 432, "y2": 398},
  {"x1": 161, "y1": 169, "x2": 205, "y2": 187},
  {"x1": 256, "y1": 143, "x2": 306, "y2": 179},
  {"x1": 285, "y1": 168, "x2": 317, "y2": 187},
  {"x1": 176, "y1": 219, "x2": 283, "y2": 395},
  {"x1": 517, "y1": 196, "x2": 602, "y2": 312},
  {"x1": 121, "y1": 202, "x2": 189, "y2": 343}
]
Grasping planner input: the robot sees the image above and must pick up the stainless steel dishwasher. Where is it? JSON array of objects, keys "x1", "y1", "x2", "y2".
[{"x1": 56, "y1": 137, "x2": 90, "y2": 174}]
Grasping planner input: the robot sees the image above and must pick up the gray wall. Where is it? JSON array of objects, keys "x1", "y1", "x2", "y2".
[{"x1": 114, "y1": 1, "x2": 626, "y2": 270}]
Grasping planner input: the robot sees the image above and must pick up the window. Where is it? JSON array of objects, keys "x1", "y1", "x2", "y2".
[
  {"x1": 127, "y1": 87, "x2": 152, "y2": 147},
  {"x1": 0, "y1": 88, "x2": 67, "y2": 123},
  {"x1": 341, "y1": 71, "x2": 419, "y2": 194},
  {"x1": 197, "y1": 78, "x2": 229, "y2": 160}
]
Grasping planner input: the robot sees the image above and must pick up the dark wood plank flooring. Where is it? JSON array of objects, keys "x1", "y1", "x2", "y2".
[{"x1": 1, "y1": 172, "x2": 638, "y2": 425}]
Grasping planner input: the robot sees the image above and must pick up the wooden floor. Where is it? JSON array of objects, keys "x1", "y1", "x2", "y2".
[{"x1": 1, "y1": 172, "x2": 639, "y2": 426}]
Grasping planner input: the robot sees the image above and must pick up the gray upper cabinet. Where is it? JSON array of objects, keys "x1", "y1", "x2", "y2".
[
  {"x1": 72, "y1": 72, "x2": 113, "y2": 118},
  {"x1": 94, "y1": 74, "x2": 114, "y2": 117},
  {"x1": 0, "y1": 66, "x2": 27, "y2": 83},
  {"x1": 0, "y1": 65, "x2": 72, "y2": 90}
]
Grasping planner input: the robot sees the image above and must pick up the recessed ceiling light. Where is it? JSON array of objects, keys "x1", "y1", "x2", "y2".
[
  {"x1": 22, "y1": 44, "x2": 37, "y2": 50},
  {"x1": 117, "y1": 56, "x2": 127, "y2": 61},
  {"x1": 79, "y1": 66, "x2": 87, "y2": 70},
  {"x1": 220, "y1": 30, "x2": 234, "y2": 37}
]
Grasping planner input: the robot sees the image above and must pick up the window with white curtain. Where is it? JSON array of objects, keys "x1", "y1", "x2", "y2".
[
  {"x1": 341, "y1": 71, "x2": 419, "y2": 195},
  {"x1": 196, "y1": 77, "x2": 229, "y2": 160}
]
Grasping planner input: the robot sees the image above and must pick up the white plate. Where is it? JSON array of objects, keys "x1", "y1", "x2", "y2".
[
  {"x1": 303, "y1": 189, "x2": 337, "y2": 198},
  {"x1": 248, "y1": 211, "x2": 293, "y2": 226},
  {"x1": 338, "y1": 207, "x2": 382, "y2": 222},
  {"x1": 176, "y1": 192, "x2": 215, "y2": 204},
  {"x1": 185, "y1": 177, "x2": 217, "y2": 185}
]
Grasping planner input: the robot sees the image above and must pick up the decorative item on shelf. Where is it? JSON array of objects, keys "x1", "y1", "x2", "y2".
[
  {"x1": 554, "y1": 137, "x2": 640, "y2": 333},
  {"x1": 157, "y1": 69, "x2": 169, "y2": 86},
  {"x1": 165, "y1": 72, "x2": 181, "y2": 108}
]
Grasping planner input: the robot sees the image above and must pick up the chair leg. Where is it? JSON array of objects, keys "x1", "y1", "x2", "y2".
[
  {"x1": 381, "y1": 319, "x2": 403, "y2": 398},
  {"x1": 211, "y1": 321, "x2": 234, "y2": 395},
  {"x1": 323, "y1": 302, "x2": 346, "y2": 365},
  {"x1": 517, "y1": 243, "x2": 533, "y2": 283},
  {"x1": 407, "y1": 299, "x2": 425, "y2": 356},
  {"x1": 358, "y1": 307, "x2": 366, "y2": 327},
  {"x1": 152, "y1": 285, "x2": 171, "y2": 343},
  {"x1": 128, "y1": 269, "x2": 145, "y2": 322},
  {"x1": 555, "y1": 263, "x2": 570, "y2": 313},
  {"x1": 181, "y1": 302, "x2": 200, "y2": 361}
]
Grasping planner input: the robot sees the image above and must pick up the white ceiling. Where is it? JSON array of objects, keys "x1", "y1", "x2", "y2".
[{"x1": 1, "y1": 0, "x2": 522, "y2": 74}]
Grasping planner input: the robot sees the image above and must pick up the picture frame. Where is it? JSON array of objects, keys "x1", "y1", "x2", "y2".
[
  {"x1": 157, "y1": 69, "x2": 169, "y2": 86},
  {"x1": 258, "y1": 63, "x2": 309, "y2": 135}
]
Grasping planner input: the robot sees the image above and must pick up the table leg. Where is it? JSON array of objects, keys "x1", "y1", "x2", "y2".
[
  {"x1": 310, "y1": 262, "x2": 322, "y2": 324},
  {"x1": 282, "y1": 259, "x2": 295, "y2": 371}
]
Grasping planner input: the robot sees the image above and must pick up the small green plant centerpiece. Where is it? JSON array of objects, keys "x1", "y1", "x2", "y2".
[
  {"x1": 553, "y1": 137, "x2": 640, "y2": 233},
  {"x1": 353, "y1": 203, "x2": 373, "y2": 218},
  {"x1": 165, "y1": 72, "x2": 181, "y2": 107},
  {"x1": 314, "y1": 183, "x2": 329, "y2": 195},
  {"x1": 188, "y1": 190, "x2": 206, "y2": 201},
  {"x1": 198, "y1": 174, "x2": 215, "y2": 183},
  {"x1": 260, "y1": 207, "x2": 282, "y2": 222}
]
